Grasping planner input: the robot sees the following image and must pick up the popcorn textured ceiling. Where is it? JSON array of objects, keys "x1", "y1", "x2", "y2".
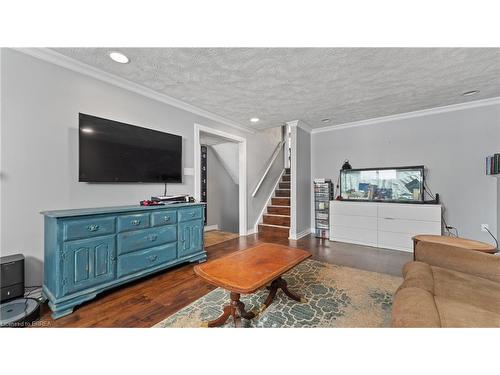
[{"x1": 53, "y1": 48, "x2": 500, "y2": 130}]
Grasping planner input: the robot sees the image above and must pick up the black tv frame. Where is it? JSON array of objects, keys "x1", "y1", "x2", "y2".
[
  {"x1": 339, "y1": 165, "x2": 425, "y2": 204},
  {"x1": 78, "y1": 113, "x2": 183, "y2": 183}
]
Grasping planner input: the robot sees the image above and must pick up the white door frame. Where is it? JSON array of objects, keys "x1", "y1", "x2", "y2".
[
  {"x1": 284, "y1": 124, "x2": 291, "y2": 169},
  {"x1": 288, "y1": 122, "x2": 298, "y2": 239},
  {"x1": 194, "y1": 123, "x2": 247, "y2": 236}
]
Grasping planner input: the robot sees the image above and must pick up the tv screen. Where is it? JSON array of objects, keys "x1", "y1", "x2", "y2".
[{"x1": 79, "y1": 113, "x2": 182, "y2": 183}]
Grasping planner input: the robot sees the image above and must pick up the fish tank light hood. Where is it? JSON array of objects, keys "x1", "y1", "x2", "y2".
[{"x1": 339, "y1": 165, "x2": 425, "y2": 203}]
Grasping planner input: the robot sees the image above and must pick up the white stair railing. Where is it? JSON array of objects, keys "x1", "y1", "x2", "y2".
[{"x1": 252, "y1": 140, "x2": 286, "y2": 197}]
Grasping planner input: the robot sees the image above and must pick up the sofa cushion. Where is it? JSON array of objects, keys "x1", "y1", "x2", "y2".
[
  {"x1": 434, "y1": 296, "x2": 500, "y2": 327},
  {"x1": 392, "y1": 287, "x2": 441, "y2": 327},
  {"x1": 431, "y1": 266, "x2": 500, "y2": 314}
]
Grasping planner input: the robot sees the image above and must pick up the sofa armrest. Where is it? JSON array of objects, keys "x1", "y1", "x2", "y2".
[
  {"x1": 415, "y1": 241, "x2": 500, "y2": 283},
  {"x1": 392, "y1": 287, "x2": 441, "y2": 327}
]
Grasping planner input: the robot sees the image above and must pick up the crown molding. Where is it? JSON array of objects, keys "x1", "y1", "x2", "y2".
[
  {"x1": 14, "y1": 48, "x2": 255, "y2": 134},
  {"x1": 297, "y1": 120, "x2": 313, "y2": 133},
  {"x1": 286, "y1": 119, "x2": 312, "y2": 133},
  {"x1": 311, "y1": 96, "x2": 500, "y2": 134}
]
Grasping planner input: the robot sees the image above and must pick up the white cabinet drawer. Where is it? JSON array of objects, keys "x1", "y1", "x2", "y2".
[
  {"x1": 378, "y1": 204, "x2": 441, "y2": 222},
  {"x1": 378, "y1": 217, "x2": 441, "y2": 234},
  {"x1": 330, "y1": 225, "x2": 377, "y2": 247},
  {"x1": 331, "y1": 201, "x2": 377, "y2": 217},
  {"x1": 378, "y1": 231, "x2": 414, "y2": 252},
  {"x1": 332, "y1": 214, "x2": 377, "y2": 230}
]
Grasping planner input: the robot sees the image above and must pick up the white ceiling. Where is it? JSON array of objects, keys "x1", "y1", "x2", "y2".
[{"x1": 53, "y1": 48, "x2": 500, "y2": 130}]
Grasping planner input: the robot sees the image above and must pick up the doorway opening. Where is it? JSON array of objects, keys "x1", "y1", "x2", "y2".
[{"x1": 194, "y1": 124, "x2": 247, "y2": 239}]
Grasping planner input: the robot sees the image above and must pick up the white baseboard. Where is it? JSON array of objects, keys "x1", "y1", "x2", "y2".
[
  {"x1": 289, "y1": 228, "x2": 312, "y2": 240},
  {"x1": 246, "y1": 228, "x2": 257, "y2": 235},
  {"x1": 204, "y1": 224, "x2": 219, "y2": 232}
]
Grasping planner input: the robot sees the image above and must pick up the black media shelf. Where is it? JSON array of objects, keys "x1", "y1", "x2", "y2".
[{"x1": 313, "y1": 179, "x2": 334, "y2": 239}]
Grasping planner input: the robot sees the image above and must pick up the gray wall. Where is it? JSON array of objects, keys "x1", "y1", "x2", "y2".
[
  {"x1": 312, "y1": 103, "x2": 500, "y2": 244},
  {"x1": 292, "y1": 125, "x2": 311, "y2": 236},
  {"x1": 0, "y1": 49, "x2": 281, "y2": 285},
  {"x1": 206, "y1": 146, "x2": 239, "y2": 233}
]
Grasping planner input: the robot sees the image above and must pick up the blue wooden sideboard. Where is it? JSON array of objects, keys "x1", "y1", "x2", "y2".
[{"x1": 41, "y1": 203, "x2": 206, "y2": 319}]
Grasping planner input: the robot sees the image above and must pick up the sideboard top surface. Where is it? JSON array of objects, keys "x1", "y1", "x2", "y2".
[{"x1": 41, "y1": 202, "x2": 205, "y2": 218}]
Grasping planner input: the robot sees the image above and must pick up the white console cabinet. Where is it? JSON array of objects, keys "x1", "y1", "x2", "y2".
[{"x1": 329, "y1": 201, "x2": 441, "y2": 252}]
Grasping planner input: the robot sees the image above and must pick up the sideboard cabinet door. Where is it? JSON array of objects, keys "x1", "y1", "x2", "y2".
[
  {"x1": 178, "y1": 220, "x2": 203, "y2": 257},
  {"x1": 62, "y1": 235, "x2": 116, "y2": 295}
]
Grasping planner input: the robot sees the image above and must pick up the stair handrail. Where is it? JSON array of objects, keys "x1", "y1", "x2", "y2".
[{"x1": 252, "y1": 140, "x2": 286, "y2": 197}]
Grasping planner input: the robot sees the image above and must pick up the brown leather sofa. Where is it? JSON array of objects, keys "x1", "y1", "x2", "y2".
[{"x1": 392, "y1": 240, "x2": 500, "y2": 327}]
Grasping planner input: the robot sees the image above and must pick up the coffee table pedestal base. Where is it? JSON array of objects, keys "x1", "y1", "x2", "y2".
[{"x1": 204, "y1": 277, "x2": 305, "y2": 328}]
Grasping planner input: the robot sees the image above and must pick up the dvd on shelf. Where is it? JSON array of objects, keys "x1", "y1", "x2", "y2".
[
  {"x1": 486, "y1": 153, "x2": 500, "y2": 175},
  {"x1": 313, "y1": 179, "x2": 334, "y2": 239}
]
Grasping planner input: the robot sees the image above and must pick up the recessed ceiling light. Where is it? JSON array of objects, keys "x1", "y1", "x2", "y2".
[
  {"x1": 81, "y1": 127, "x2": 94, "y2": 134},
  {"x1": 462, "y1": 90, "x2": 479, "y2": 96},
  {"x1": 250, "y1": 117, "x2": 260, "y2": 123},
  {"x1": 109, "y1": 51, "x2": 129, "y2": 64},
  {"x1": 321, "y1": 118, "x2": 331, "y2": 123}
]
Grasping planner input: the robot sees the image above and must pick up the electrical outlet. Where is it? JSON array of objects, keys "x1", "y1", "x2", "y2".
[{"x1": 481, "y1": 224, "x2": 489, "y2": 232}]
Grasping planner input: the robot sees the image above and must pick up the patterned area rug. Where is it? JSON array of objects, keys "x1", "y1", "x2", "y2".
[{"x1": 155, "y1": 259, "x2": 402, "y2": 328}]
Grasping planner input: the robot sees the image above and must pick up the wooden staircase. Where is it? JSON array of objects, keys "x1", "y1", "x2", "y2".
[{"x1": 258, "y1": 168, "x2": 291, "y2": 238}]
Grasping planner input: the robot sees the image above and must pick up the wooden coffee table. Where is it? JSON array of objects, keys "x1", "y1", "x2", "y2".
[{"x1": 193, "y1": 243, "x2": 311, "y2": 327}]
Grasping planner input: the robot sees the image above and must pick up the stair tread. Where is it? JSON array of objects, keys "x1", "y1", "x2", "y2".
[
  {"x1": 263, "y1": 213, "x2": 290, "y2": 217},
  {"x1": 268, "y1": 205, "x2": 290, "y2": 208}
]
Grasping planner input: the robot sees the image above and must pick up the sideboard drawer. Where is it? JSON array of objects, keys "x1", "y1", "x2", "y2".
[
  {"x1": 117, "y1": 243, "x2": 177, "y2": 278},
  {"x1": 179, "y1": 207, "x2": 202, "y2": 222},
  {"x1": 117, "y1": 225, "x2": 177, "y2": 255},
  {"x1": 63, "y1": 216, "x2": 116, "y2": 241},
  {"x1": 117, "y1": 213, "x2": 150, "y2": 232},
  {"x1": 151, "y1": 210, "x2": 177, "y2": 227}
]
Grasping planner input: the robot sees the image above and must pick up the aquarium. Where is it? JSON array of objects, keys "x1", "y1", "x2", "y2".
[{"x1": 339, "y1": 166, "x2": 424, "y2": 203}]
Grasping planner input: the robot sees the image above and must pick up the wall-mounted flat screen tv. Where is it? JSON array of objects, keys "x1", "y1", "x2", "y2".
[{"x1": 79, "y1": 113, "x2": 182, "y2": 183}]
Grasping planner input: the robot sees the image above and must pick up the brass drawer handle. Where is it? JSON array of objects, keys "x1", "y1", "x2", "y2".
[
  {"x1": 148, "y1": 235, "x2": 158, "y2": 242},
  {"x1": 131, "y1": 219, "x2": 141, "y2": 226},
  {"x1": 148, "y1": 255, "x2": 158, "y2": 262},
  {"x1": 164, "y1": 216, "x2": 171, "y2": 221},
  {"x1": 87, "y1": 224, "x2": 100, "y2": 232}
]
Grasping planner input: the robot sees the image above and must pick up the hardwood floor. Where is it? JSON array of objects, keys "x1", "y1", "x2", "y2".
[
  {"x1": 38, "y1": 233, "x2": 412, "y2": 328},
  {"x1": 204, "y1": 230, "x2": 239, "y2": 247}
]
